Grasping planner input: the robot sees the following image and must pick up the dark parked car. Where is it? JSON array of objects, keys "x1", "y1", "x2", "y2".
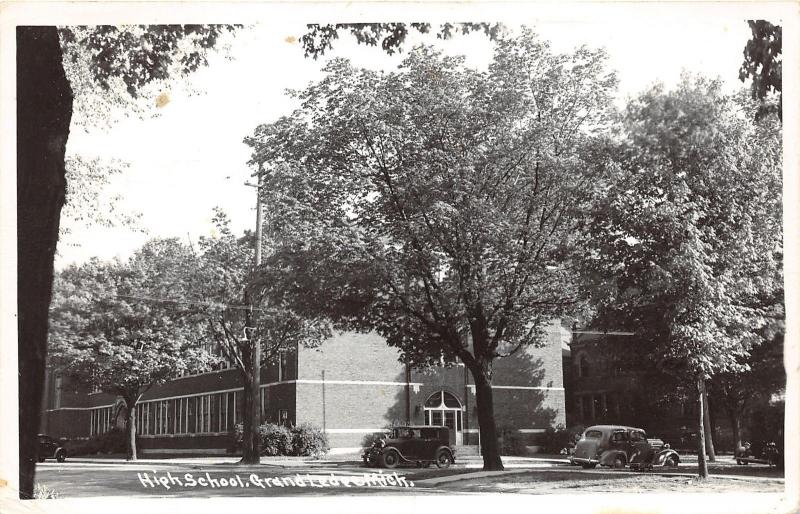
[
  {"x1": 37, "y1": 434, "x2": 67, "y2": 463},
  {"x1": 570, "y1": 425, "x2": 679, "y2": 470},
  {"x1": 735, "y1": 441, "x2": 783, "y2": 468},
  {"x1": 362, "y1": 426, "x2": 455, "y2": 469}
]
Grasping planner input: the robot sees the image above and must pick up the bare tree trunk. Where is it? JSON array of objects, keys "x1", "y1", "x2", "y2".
[
  {"x1": 124, "y1": 399, "x2": 138, "y2": 461},
  {"x1": 472, "y1": 365, "x2": 504, "y2": 471},
  {"x1": 730, "y1": 410, "x2": 742, "y2": 451},
  {"x1": 17, "y1": 26, "x2": 73, "y2": 500},
  {"x1": 239, "y1": 361, "x2": 258, "y2": 463},
  {"x1": 697, "y1": 377, "x2": 709, "y2": 479},
  {"x1": 702, "y1": 381, "x2": 716, "y2": 462}
]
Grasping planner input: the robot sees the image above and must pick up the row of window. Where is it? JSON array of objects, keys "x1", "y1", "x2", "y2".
[
  {"x1": 575, "y1": 392, "x2": 622, "y2": 422},
  {"x1": 89, "y1": 406, "x2": 114, "y2": 436},
  {"x1": 574, "y1": 353, "x2": 627, "y2": 379},
  {"x1": 89, "y1": 390, "x2": 290, "y2": 437}
]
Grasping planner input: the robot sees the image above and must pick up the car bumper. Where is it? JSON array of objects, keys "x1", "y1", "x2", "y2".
[{"x1": 572, "y1": 457, "x2": 599, "y2": 466}]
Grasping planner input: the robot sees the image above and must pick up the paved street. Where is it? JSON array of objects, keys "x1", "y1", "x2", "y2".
[{"x1": 33, "y1": 455, "x2": 784, "y2": 498}]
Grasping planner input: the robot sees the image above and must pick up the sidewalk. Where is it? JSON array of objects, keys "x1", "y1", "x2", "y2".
[{"x1": 63, "y1": 453, "x2": 571, "y2": 467}]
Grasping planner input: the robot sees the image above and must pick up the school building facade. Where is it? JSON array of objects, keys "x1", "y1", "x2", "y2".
[{"x1": 40, "y1": 321, "x2": 571, "y2": 454}]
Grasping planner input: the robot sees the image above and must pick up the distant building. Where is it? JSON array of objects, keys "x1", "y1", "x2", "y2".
[
  {"x1": 566, "y1": 329, "x2": 709, "y2": 448},
  {"x1": 41, "y1": 321, "x2": 571, "y2": 454}
]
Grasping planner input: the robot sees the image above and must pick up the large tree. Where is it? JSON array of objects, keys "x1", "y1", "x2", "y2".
[
  {"x1": 739, "y1": 20, "x2": 782, "y2": 121},
  {"x1": 17, "y1": 24, "x2": 234, "y2": 498},
  {"x1": 18, "y1": 21, "x2": 499, "y2": 494},
  {"x1": 189, "y1": 210, "x2": 331, "y2": 463},
  {"x1": 580, "y1": 76, "x2": 783, "y2": 478},
  {"x1": 48, "y1": 239, "x2": 215, "y2": 460},
  {"x1": 246, "y1": 30, "x2": 618, "y2": 470}
]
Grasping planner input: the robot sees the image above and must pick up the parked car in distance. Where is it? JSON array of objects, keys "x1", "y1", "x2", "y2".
[
  {"x1": 37, "y1": 434, "x2": 67, "y2": 463},
  {"x1": 570, "y1": 425, "x2": 679, "y2": 470},
  {"x1": 735, "y1": 441, "x2": 783, "y2": 468},
  {"x1": 362, "y1": 426, "x2": 455, "y2": 469}
]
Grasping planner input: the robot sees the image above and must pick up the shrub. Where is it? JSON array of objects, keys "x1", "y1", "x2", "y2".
[
  {"x1": 361, "y1": 431, "x2": 388, "y2": 449},
  {"x1": 538, "y1": 424, "x2": 586, "y2": 455},
  {"x1": 230, "y1": 422, "x2": 301, "y2": 456},
  {"x1": 259, "y1": 424, "x2": 293, "y2": 456},
  {"x1": 499, "y1": 427, "x2": 528, "y2": 456},
  {"x1": 290, "y1": 423, "x2": 330, "y2": 458},
  {"x1": 65, "y1": 428, "x2": 134, "y2": 456},
  {"x1": 98, "y1": 427, "x2": 129, "y2": 454},
  {"x1": 63, "y1": 437, "x2": 102, "y2": 456},
  {"x1": 230, "y1": 422, "x2": 245, "y2": 452}
]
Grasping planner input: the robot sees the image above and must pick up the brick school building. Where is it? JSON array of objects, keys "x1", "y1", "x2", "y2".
[{"x1": 40, "y1": 321, "x2": 570, "y2": 455}]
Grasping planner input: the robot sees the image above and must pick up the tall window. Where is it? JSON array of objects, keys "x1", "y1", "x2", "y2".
[{"x1": 578, "y1": 354, "x2": 590, "y2": 378}]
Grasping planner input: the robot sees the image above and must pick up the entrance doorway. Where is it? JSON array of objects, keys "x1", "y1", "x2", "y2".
[{"x1": 424, "y1": 391, "x2": 463, "y2": 445}]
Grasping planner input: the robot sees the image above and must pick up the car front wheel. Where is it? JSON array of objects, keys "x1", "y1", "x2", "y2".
[
  {"x1": 664, "y1": 456, "x2": 678, "y2": 468},
  {"x1": 55, "y1": 450, "x2": 66, "y2": 463},
  {"x1": 380, "y1": 450, "x2": 400, "y2": 469},
  {"x1": 435, "y1": 450, "x2": 451, "y2": 469}
]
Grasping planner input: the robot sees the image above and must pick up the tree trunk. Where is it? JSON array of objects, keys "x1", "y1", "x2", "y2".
[
  {"x1": 697, "y1": 377, "x2": 709, "y2": 479},
  {"x1": 472, "y1": 365, "x2": 504, "y2": 471},
  {"x1": 17, "y1": 26, "x2": 73, "y2": 500},
  {"x1": 245, "y1": 349, "x2": 261, "y2": 464},
  {"x1": 702, "y1": 383, "x2": 716, "y2": 462},
  {"x1": 730, "y1": 409, "x2": 742, "y2": 451},
  {"x1": 238, "y1": 359, "x2": 258, "y2": 464},
  {"x1": 124, "y1": 399, "x2": 138, "y2": 461}
]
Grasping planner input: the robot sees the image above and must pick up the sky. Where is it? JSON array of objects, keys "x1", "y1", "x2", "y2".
[{"x1": 56, "y1": 18, "x2": 754, "y2": 269}]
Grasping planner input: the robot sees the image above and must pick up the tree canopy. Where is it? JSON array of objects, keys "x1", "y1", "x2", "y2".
[
  {"x1": 190, "y1": 209, "x2": 331, "y2": 373},
  {"x1": 246, "y1": 29, "x2": 618, "y2": 469},
  {"x1": 739, "y1": 20, "x2": 782, "y2": 121},
  {"x1": 582, "y1": 76, "x2": 782, "y2": 379},
  {"x1": 300, "y1": 22, "x2": 503, "y2": 59},
  {"x1": 579, "y1": 75, "x2": 782, "y2": 476},
  {"x1": 48, "y1": 238, "x2": 215, "y2": 459}
]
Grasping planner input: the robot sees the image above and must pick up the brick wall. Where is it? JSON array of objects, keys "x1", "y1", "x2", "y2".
[
  {"x1": 296, "y1": 325, "x2": 567, "y2": 448},
  {"x1": 42, "y1": 409, "x2": 91, "y2": 439},
  {"x1": 296, "y1": 332, "x2": 407, "y2": 447}
]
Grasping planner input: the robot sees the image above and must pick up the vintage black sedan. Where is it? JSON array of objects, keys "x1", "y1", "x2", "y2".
[
  {"x1": 363, "y1": 426, "x2": 455, "y2": 469},
  {"x1": 37, "y1": 434, "x2": 67, "y2": 463},
  {"x1": 571, "y1": 425, "x2": 679, "y2": 470}
]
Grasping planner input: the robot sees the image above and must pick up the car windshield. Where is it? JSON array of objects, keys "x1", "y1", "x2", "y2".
[{"x1": 584, "y1": 430, "x2": 603, "y2": 439}]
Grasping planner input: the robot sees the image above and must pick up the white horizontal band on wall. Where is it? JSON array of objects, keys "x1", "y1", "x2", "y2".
[
  {"x1": 295, "y1": 379, "x2": 424, "y2": 387},
  {"x1": 466, "y1": 384, "x2": 565, "y2": 391},
  {"x1": 143, "y1": 448, "x2": 229, "y2": 455},
  {"x1": 463, "y1": 428, "x2": 547, "y2": 434},
  {"x1": 45, "y1": 405, "x2": 114, "y2": 412},
  {"x1": 323, "y1": 428, "x2": 387, "y2": 434},
  {"x1": 139, "y1": 432, "x2": 229, "y2": 439}
]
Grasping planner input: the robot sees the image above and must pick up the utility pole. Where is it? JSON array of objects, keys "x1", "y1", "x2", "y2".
[{"x1": 242, "y1": 172, "x2": 264, "y2": 463}]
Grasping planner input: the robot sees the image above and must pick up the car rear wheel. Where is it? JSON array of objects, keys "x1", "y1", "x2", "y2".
[
  {"x1": 664, "y1": 456, "x2": 678, "y2": 468},
  {"x1": 380, "y1": 450, "x2": 400, "y2": 469},
  {"x1": 613, "y1": 456, "x2": 626, "y2": 469},
  {"x1": 55, "y1": 450, "x2": 66, "y2": 463},
  {"x1": 435, "y1": 450, "x2": 451, "y2": 469},
  {"x1": 37, "y1": 456, "x2": 45, "y2": 463}
]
